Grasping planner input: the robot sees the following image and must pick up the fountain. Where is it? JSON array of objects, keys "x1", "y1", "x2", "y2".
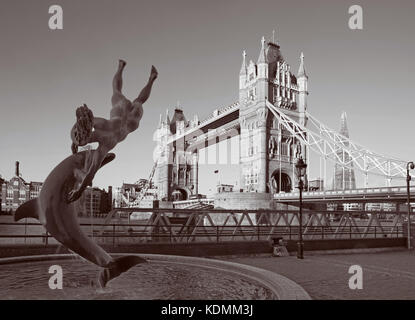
[{"x1": 8, "y1": 60, "x2": 309, "y2": 300}]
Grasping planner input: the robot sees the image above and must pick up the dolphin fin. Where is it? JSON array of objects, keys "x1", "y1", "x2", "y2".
[
  {"x1": 14, "y1": 198, "x2": 39, "y2": 222},
  {"x1": 97, "y1": 255, "x2": 147, "y2": 288},
  {"x1": 100, "y1": 153, "x2": 116, "y2": 168}
]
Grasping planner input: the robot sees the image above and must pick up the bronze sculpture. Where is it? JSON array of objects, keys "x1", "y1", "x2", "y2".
[
  {"x1": 15, "y1": 60, "x2": 158, "y2": 288},
  {"x1": 69, "y1": 60, "x2": 158, "y2": 202}
]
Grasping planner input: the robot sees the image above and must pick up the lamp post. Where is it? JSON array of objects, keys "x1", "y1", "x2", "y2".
[
  {"x1": 295, "y1": 157, "x2": 307, "y2": 259},
  {"x1": 407, "y1": 162, "x2": 414, "y2": 249}
]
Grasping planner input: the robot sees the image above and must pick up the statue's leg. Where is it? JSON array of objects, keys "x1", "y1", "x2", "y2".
[
  {"x1": 133, "y1": 65, "x2": 158, "y2": 105},
  {"x1": 129, "y1": 66, "x2": 157, "y2": 126},
  {"x1": 111, "y1": 60, "x2": 127, "y2": 107}
]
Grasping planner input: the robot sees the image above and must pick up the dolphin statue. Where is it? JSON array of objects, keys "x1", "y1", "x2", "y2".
[{"x1": 14, "y1": 150, "x2": 146, "y2": 288}]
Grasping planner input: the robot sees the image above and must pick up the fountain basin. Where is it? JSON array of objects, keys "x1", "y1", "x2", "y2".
[{"x1": 0, "y1": 254, "x2": 310, "y2": 300}]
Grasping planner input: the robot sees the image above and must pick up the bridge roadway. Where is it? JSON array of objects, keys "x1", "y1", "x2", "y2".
[
  {"x1": 274, "y1": 186, "x2": 414, "y2": 204},
  {"x1": 173, "y1": 185, "x2": 414, "y2": 209}
]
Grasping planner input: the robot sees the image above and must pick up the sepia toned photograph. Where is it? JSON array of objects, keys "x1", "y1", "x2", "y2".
[{"x1": 1, "y1": 0, "x2": 415, "y2": 310}]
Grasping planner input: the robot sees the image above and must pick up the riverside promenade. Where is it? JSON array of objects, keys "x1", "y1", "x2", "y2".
[{"x1": 224, "y1": 249, "x2": 415, "y2": 299}]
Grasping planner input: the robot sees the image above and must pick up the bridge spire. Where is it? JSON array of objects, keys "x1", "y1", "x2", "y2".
[
  {"x1": 257, "y1": 36, "x2": 267, "y2": 64},
  {"x1": 297, "y1": 51, "x2": 308, "y2": 126},
  {"x1": 298, "y1": 51, "x2": 307, "y2": 78},
  {"x1": 239, "y1": 50, "x2": 248, "y2": 99},
  {"x1": 165, "y1": 109, "x2": 170, "y2": 125},
  {"x1": 257, "y1": 36, "x2": 268, "y2": 81},
  {"x1": 240, "y1": 50, "x2": 247, "y2": 75}
]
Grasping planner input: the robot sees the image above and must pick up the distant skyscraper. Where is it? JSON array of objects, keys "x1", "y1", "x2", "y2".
[{"x1": 333, "y1": 112, "x2": 356, "y2": 190}]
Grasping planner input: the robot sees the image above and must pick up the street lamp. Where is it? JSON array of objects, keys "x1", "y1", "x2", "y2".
[
  {"x1": 407, "y1": 161, "x2": 414, "y2": 249},
  {"x1": 295, "y1": 156, "x2": 307, "y2": 259}
]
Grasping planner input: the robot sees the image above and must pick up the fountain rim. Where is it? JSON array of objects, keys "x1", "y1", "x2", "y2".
[{"x1": 0, "y1": 253, "x2": 311, "y2": 300}]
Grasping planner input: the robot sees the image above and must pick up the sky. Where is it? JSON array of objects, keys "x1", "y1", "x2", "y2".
[{"x1": 0, "y1": 0, "x2": 415, "y2": 195}]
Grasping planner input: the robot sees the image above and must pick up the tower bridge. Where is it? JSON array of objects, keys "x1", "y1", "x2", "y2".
[
  {"x1": 107, "y1": 34, "x2": 413, "y2": 243},
  {"x1": 155, "y1": 36, "x2": 309, "y2": 202},
  {"x1": 150, "y1": 35, "x2": 412, "y2": 206}
]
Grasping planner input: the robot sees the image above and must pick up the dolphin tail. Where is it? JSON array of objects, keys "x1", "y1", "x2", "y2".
[
  {"x1": 97, "y1": 255, "x2": 147, "y2": 288},
  {"x1": 14, "y1": 198, "x2": 39, "y2": 222}
]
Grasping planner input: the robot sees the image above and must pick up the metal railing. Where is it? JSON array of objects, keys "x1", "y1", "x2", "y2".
[
  {"x1": 0, "y1": 221, "x2": 404, "y2": 246},
  {"x1": 274, "y1": 185, "x2": 415, "y2": 201}
]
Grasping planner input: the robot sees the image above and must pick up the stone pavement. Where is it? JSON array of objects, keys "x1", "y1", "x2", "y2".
[{"x1": 222, "y1": 249, "x2": 415, "y2": 300}]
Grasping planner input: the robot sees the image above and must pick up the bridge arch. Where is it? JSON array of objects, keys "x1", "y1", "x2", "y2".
[
  {"x1": 171, "y1": 187, "x2": 191, "y2": 201},
  {"x1": 271, "y1": 170, "x2": 292, "y2": 193}
]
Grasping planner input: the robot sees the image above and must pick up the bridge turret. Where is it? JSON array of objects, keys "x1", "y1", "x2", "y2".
[
  {"x1": 164, "y1": 109, "x2": 170, "y2": 127},
  {"x1": 156, "y1": 109, "x2": 171, "y2": 142},
  {"x1": 190, "y1": 114, "x2": 199, "y2": 128},
  {"x1": 170, "y1": 108, "x2": 187, "y2": 135},
  {"x1": 256, "y1": 36, "x2": 269, "y2": 103},
  {"x1": 297, "y1": 52, "x2": 308, "y2": 127},
  {"x1": 239, "y1": 50, "x2": 247, "y2": 102},
  {"x1": 155, "y1": 109, "x2": 173, "y2": 201}
]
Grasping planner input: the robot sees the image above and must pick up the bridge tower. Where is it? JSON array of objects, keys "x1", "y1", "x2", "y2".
[
  {"x1": 155, "y1": 110, "x2": 172, "y2": 201},
  {"x1": 238, "y1": 36, "x2": 309, "y2": 193},
  {"x1": 155, "y1": 108, "x2": 199, "y2": 201}
]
